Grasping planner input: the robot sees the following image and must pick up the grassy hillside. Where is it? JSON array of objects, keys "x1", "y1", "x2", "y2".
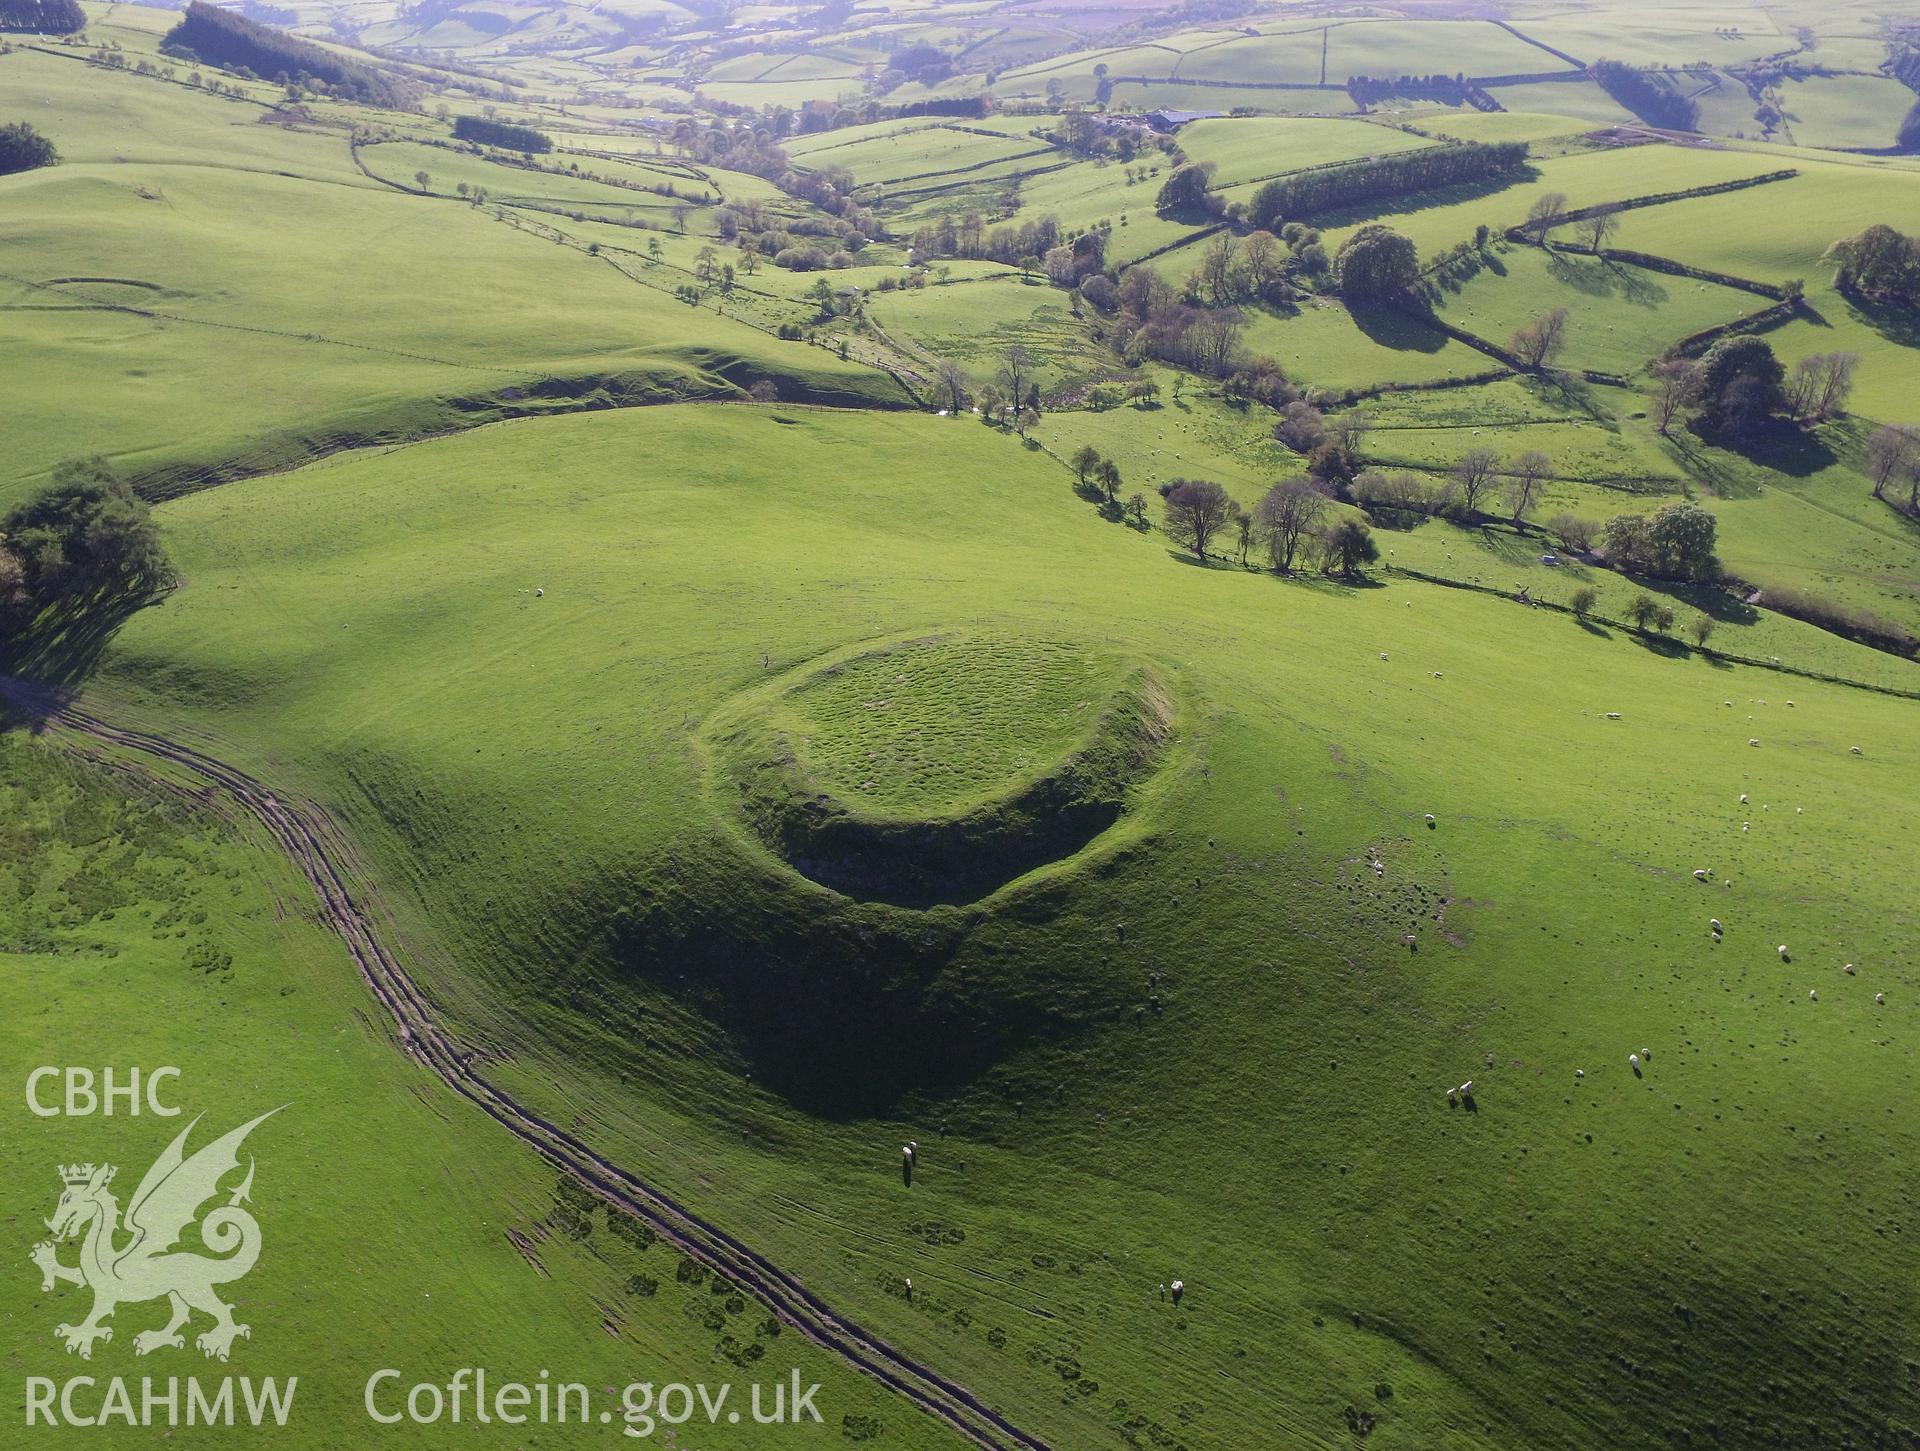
[
  {"x1": 48, "y1": 403, "x2": 1920, "y2": 1448},
  {"x1": 0, "y1": 28, "x2": 906, "y2": 503},
  {"x1": 0, "y1": 728, "x2": 913, "y2": 1446},
  {"x1": 7, "y1": 2, "x2": 1920, "y2": 1447}
]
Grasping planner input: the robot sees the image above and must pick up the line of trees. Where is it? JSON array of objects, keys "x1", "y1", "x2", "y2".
[
  {"x1": 1651, "y1": 336, "x2": 1857, "y2": 440},
  {"x1": 452, "y1": 115, "x2": 551, "y2": 154},
  {"x1": 161, "y1": 2, "x2": 412, "y2": 109},
  {"x1": 1248, "y1": 141, "x2": 1528, "y2": 231},
  {"x1": 0, "y1": 458, "x2": 169, "y2": 640},
  {"x1": 908, "y1": 211, "x2": 1064, "y2": 269},
  {"x1": 0, "y1": 120, "x2": 57, "y2": 176},
  {"x1": 0, "y1": 0, "x2": 84, "y2": 32},
  {"x1": 1152, "y1": 475, "x2": 1377, "y2": 579},
  {"x1": 1590, "y1": 59, "x2": 1699, "y2": 132}
]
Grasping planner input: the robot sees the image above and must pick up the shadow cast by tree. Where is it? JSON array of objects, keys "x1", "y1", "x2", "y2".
[
  {"x1": 2, "y1": 587, "x2": 167, "y2": 690},
  {"x1": 1347, "y1": 302, "x2": 1450, "y2": 356}
]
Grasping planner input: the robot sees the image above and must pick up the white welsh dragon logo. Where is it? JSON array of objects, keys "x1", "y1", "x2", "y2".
[{"x1": 29, "y1": 1110, "x2": 280, "y2": 1362}]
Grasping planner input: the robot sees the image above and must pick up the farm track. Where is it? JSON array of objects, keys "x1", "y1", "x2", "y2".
[{"x1": 0, "y1": 676, "x2": 1052, "y2": 1451}]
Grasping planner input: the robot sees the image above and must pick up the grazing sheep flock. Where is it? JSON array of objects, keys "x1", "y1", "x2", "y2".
[{"x1": 1437, "y1": 682, "x2": 1893, "y2": 1120}]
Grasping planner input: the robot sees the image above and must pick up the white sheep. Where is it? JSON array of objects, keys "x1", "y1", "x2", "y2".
[
  {"x1": 1749, "y1": 738, "x2": 1760, "y2": 747},
  {"x1": 1844, "y1": 963, "x2": 1856, "y2": 975},
  {"x1": 1875, "y1": 992, "x2": 1886, "y2": 1005},
  {"x1": 1693, "y1": 869, "x2": 1710, "y2": 881},
  {"x1": 1425, "y1": 813, "x2": 1437, "y2": 825},
  {"x1": 1740, "y1": 793, "x2": 1748, "y2": 804},
  {"x1": 1433, "y1": 670, "x2": 1444, "y2": 678},
  {"x1": 1778, "y1": 945, "x2": 1790, "y2": 960},
  {"x1": 1574, "y1": 1069, "x2": 1585, "y2": 1078},
  {"x1": 1710, "y1": 919, "x2": 1722, "y2": 934},
  {"x1": 1457, "y1": 1080, "x2": 1473, "y2": 1095},
  {"x1": 535, "y1": 587, "x2": 545, "y2": 597},
  {"x1": 1641, "y1": 1049, "x2": 1651, "y2": 1061},
  {"x1": 1628, "y1": 1052, "x2": 1640, "y2": 1069},
  {"x1": 1605, "y1": 711, "x2": 1622, "y2": 720},
  {"x1": 1850, "y1": 746, "x2": 1863, "y2": 755},
  {"x1": 1380, "y1": 652, "x2": 1390, "y2": 661},
  {"x1": 1809, "y1": 988, "x2": 1818, "y2": 1001}
]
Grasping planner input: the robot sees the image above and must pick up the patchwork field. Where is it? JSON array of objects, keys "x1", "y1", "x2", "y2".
[{"x1": 6, "y1": 1, "x2": 1920, "y2": 1447}]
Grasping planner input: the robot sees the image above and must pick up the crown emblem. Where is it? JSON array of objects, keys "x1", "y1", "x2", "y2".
[{"x1": 61, "y1": 1164, "x2": 101, "y2": 1186}]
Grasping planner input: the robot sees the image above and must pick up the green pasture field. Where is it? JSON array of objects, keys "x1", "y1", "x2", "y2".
[
  {"x1": 1690, "y1": 72, "x2": 1774, "y2": 140},
  {"x1": 1321, "y1": 18, "x2": 1575, "y2": 82},
  {"x1": 1173, "y1": 28, "x2": 1333, "y2": 87},
  {"x1": 791, "y1": 123, "x2": 1049, "y2": 187},
  {"x1": 1107, "y1": 80, "x2": 1359, "y2": 115},
  {"x1": 704, "y1": 51, "x2": 864, "y2": 84},
  {"x1": 865, "y1": 275, "x2": 1108, "y2": 389},
  {"x1": 915, "y1": 157, "x2": 1198, "y2": 265},
  {"x1": 1317, "y1": 142, "x2": 1799, "y2": 261},
  {"x1": 696, "y1": 78, "x2": 872, "y2": 109},
  {"x1": 1178, "y1": 115, "x2": 1434, "y2": 192},
  {"x1": 8, "y1": 4, "x2": 1920, "y2": 1447},
  {"x1": 1500, "y1": 12, "x2": 1789, "y2": 69},
  {"x1": 1359, "y1": 402, "x2": 1687, "y2": 487},
  {"x1": 1235, "y1": 299, "x2": 1486, "y2": 392},
  {"x1": 1477, "y1": 78, "x2": 1638, "y2": 128},
  {"x1": 1403, "y1": 110, "x2": 1595, "y2": 145},
  {"x1": 1430, "y1": 245, "x2": 1770, "y2": 377},
  {"x1": 42, "y1": 402, "x2": 1917, "y2": 1451},
  {"x1": 1580, "y1": 162, "x2": 1920, "y2": 419},
  {"x1": 0, "y1": 731, "x2": 905, "y2": 1448},
  {"x1": 356, "y1": 139, "x2": 693, "y2": 209},
  {"x1": 0, "y1": 48, "x2": 901, "y2": 501},
  {"x1": 1779, "y1": 74, "x2": 1917, "y2": 151},
  {"x1": 1031, "y1": 384, "x2": 1303, "y2": 498},
  {"x1": 1612, "y1": 161, "x2": 1920, "y2": 281}
]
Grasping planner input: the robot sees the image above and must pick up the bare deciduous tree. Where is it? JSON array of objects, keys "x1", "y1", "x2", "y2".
[
  {"x1": 1510, "y1": 307, "x2": 1570, "y2": 370},
  {"x1": 935, "y1": 359, "x2": 971, "y2": 413},
  {"x1": 1864, "y1": 423, "x2": 1920, "y2": 506},
  {"x1": 1450, "y1": 447, "x2": 1502, "y2": 517},
  {"x1": 1650, "y1": 358, "x2": 1701, "y2": 436},
  {"x1": 1785, "y1": 351, "x2": 1861, "y2": 421},
  {"x1": 1584, "y1": 203, "x2": 1621, "y2": 254},
  {"x1": 1163, "y1": 478, "x2": 1234, "y2": 558},
  {"x1": 1506, "y1": 450, "x2": 1552, "y2": 525},
  {"x1": 1525, "y1": 191, "x2": 1568, "y2": 242},
  {"x1": 1256, "y1": 477, "x2": 1328, "y2": 573}
]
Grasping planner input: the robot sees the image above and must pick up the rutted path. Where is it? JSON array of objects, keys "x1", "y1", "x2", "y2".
[{"x1": 0, "y1": 676, "x2": 1051, "y2": 1451}]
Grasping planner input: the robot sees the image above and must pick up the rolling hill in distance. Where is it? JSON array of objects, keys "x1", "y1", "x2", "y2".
[{"x1": 3, "y1": 0, "x2": 1918, "y2": 1445}]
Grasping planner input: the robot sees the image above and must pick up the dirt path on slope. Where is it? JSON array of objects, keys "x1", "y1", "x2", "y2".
[{"x1": 0, "y1": 676, "x2": 1051, "y2": 1451}]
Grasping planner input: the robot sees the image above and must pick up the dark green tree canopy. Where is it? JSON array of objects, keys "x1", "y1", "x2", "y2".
[
  {"x1": 2, "y1": 456, "x2": 169, "y2": 603},
  {"x1": 0, "y1": 0, "x2": 84, "y2": 32},
  {"x1": 452, "y1": 115, "x2": 553, "y2": 153},
  {"x1": 0, "y1": 120, "x2": 58, "y2": 176},
  {"x1": 1333, "y1": 225, "x2": 1419, "y2": 302},
  {"x1": 1603, "y1": 501, "x2": 1720, "y2": 583}
]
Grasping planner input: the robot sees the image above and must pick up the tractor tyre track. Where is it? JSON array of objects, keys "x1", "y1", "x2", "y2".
[{"x1": 0, "y1": 677, "x2": 1050, "y2": 1451}]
